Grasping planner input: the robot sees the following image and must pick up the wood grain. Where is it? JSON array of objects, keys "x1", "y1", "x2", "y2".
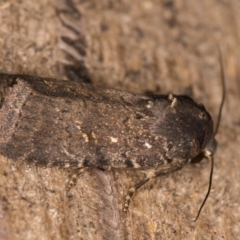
[{"x1": 0, "y1": 0, "x2": 239, "y2": 239}]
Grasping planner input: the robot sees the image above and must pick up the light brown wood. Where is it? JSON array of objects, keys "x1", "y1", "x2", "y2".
[{"x1": 0, "y1": 0, "x2": 239, "y2": 239}]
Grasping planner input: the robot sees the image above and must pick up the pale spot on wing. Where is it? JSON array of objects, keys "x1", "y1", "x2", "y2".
[
  {"x1": 110, "y1": 137, "x2": 118, "y2": 143},
  {"x1": 82, "y1": 133, "x2": 89, "y2": 142},
  {"x1": 144, "y1": 142, "x2": 152, "y2": 149}
]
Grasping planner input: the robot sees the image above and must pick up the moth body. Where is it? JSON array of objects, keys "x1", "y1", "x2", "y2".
[{"x1": 0, "y1": 73, "x2": 216, "y2": 174}]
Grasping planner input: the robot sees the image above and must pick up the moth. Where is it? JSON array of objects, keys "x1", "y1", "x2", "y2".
[{"x1": 0, "y1": 71, "x2": 224, "y2": 220}]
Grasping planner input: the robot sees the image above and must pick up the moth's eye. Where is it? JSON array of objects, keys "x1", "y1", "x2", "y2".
[
  {"x1": 205, "y1": 138, "x2": 217, "y2": 155},
  {"x1": 191, "y1": 152, "x2": 205, "y2": 163}
]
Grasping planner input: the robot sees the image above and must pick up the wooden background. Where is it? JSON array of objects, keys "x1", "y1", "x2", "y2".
[{"x1": 0, "y1": 0, "x2": 239, "y2": 239}]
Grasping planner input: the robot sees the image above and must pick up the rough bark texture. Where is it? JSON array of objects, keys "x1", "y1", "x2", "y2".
[{"x1": 0, "y1": 0, "x2": 239, "y2": 239}]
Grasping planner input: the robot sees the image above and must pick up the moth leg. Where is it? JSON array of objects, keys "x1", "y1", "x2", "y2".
[
  {"x1": 123, "y1": 177, "x2": 150, "y2": 215},
  {"x1": 123, "y1": 168, "x2": 165, "y2": 214},
  {"x1": 67, "y1": 167, "x2": 88, "y2": 191},
  {"x1": 123, "y1": 164, "x2": 183, "y2": 215}
]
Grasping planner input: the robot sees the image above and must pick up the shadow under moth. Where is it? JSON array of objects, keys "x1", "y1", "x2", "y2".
[{"x1": 0, "y1": 72, "x2": 221, "y2": 220}]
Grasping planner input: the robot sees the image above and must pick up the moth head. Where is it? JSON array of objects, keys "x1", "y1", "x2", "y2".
[
  {"x1": 176, "y1": 95, "x2": 217, "y2": 163},
  {"x1": 204, "y1": 137, "x2": 217, "y2": 156},
  {"x1": 189, "y1": 102, "x2": 217, "y2": 163}
]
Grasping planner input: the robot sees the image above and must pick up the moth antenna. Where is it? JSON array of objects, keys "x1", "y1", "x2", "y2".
[
  {"x1": 194, "y1": 155, "x2": 214, "y2": 222},
  {"x1": 214, "y1": 47, "x2": 226, "y2": 136},
  {"x1": 194, "y1": 48, "x2": 225, "y2": 221}
]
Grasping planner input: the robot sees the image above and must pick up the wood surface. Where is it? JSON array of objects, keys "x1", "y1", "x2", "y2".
[{"x1": 0, "y1": 0, "x2": 239, "y2": 239}]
